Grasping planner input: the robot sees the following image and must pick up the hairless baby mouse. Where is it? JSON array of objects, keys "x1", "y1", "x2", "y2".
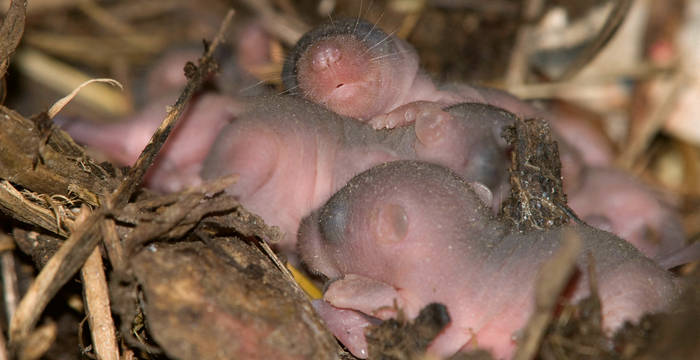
[
  {"x1": 282, "y1": 18, "x2": 574, "y2": 135},
  {"x1": 282, "y1": 18, "x2": 489, "y2": 127},
  {"x1": 568, "y1": 166, "x2": 689, "y2": 264},
  {"x1": 202, "y1": 97, "x2": 512, "y2": 254},
  {"x1": 298, "y1": 160, "x2": 679, "y2": 359},
  {"x1": 61, "y1": 93, "x2": 245, "y2": 193}
]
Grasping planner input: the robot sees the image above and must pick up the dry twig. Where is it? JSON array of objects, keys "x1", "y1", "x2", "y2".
[
  {"x1": 0, "y1": 233, "x2": 18, "y2": 322},
  {"x1": 557, "y1": 0, "x2": 634, "y2": 81},
  {"x1": 617, "y1": 71, "x2": 687, "y2": 169},
  {"x1": 0, "y1": 0, "x2": 26, "y2": 79},
  {"x1": 238, "y1": 0, "x2": 309, "y2": 46},
  {"x1": 0, "y1": 234, "x2": 15, "y2": 360},
  {"x1": 0, "y1": 181, "x2": 73, "y2": 237},
  {"x1": 505, "y1": 0, "x2": 544, "y2": 85},
  {"x1": 81, "y1": 236, "x2": 120, "y2": 360}
]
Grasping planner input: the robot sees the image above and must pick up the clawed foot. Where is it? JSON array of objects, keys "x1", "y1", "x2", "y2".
[{"x1": 369, "y1": 101, "x2": 449, "y2": 130}]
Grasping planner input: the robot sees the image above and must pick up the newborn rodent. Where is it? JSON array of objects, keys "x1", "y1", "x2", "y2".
[
  {"x1": 282, "y1": 18, "x2": 566, "y2": 132},
  {"x1": 567, "y1": 166, "x2": 687, "y2": 263},
  {"x1": 61, "y1": 93, "x2": 245, "y2": 193},
  {"x1": 282, "y1": 18, "x2": 465, "y2": 124},
  {"x1": 201, "y1": 97, "x2": 512, "y2": 254},
  {"x1": 298, "y1": 160, "x2": 679, "y2": 359}
]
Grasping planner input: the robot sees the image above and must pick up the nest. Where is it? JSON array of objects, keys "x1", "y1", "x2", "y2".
[{"x1": 0, "y1": 1, "x2": 698, "y2": 359}]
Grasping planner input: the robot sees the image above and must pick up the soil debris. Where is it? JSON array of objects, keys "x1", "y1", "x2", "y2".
[
  {"x1": 500, "y1": 117, "x2": 574, "y2": 232},
  {"x1": 365, "y1": 303, "x2": 451, "y2": 360}
]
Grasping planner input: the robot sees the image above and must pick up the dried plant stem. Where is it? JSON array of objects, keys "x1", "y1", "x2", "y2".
[
  {"x1": 81, "y1": 246, "x2": 119, "y2": 360},
  {"x1": 557, "y1": 0, "x2": 634, "y2": 81},
  {"x1": 0, "y1": 181, "x2": 72, "y2": 237},
  {"x1": 0, "y1": 234, "x2": 19, "y2": 322},
  {"x1": 505, "y1": 0, "x2": 544, "y2": 85},
  {"x1": 14, "y1": 49, "x2": 131, "y2": 117},
  {"x1": 9, "y1": 207, "x2": 96, "y2": 346},
  {"x1": 0, "y1": 234, "x2": 16, "y2": 360},
  {"x1": 101, "y1": 218, "x2": 127, "y2": 273},
  {"x1": 618, "y1": 71, "x2": 687, "y2": 169},
  {"x1": 238, "y1": 0, "x2": 309, "y2": 46},
  {"x1": 0, "y1": 0, "x2": 27, "y2": 79},
  {"x1": 111, "y1": 9, "x2": 234, "y2": 204},
  {"x1": 0, "y1": 326, "x2": 6, "y2": 360}
]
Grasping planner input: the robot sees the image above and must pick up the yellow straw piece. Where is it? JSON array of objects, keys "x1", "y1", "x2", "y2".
[{"x1": 286, "y1": 263, "x2": 322, "y2": 299}]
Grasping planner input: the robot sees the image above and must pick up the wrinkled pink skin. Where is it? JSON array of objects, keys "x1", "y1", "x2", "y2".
[
  {"x1": 60, "y1": 90, "x2": 509, "y2": 255},
  {"x1": 201, "y1": 97, "x2": 511, "y2": 254},
  {"x1": 61, "y1": 93, "x2": 245, "y2": 193},
  {"x1": 298, "y1": 161, "x2": 679, "y2": 359}
]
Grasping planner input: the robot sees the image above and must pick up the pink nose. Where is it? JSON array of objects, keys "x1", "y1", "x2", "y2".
[{"x1": 311, "y1": 45, "x2": 342, "y2": 71}]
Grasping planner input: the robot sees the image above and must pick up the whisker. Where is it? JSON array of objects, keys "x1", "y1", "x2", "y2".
[
  {"x1": 353, "y1": 0, "x2": 363, "y2": 35},
  {"x1": 277, "y1": 84, "x2": 300, "y2": 96},
  {"x1": 369, "y1": 50, "x2": 407, "y2": 63},
  {"x1": 238, "y1": 79, "x2": 269, "y2": 94},
  {"x1": 361, "y1": 10, "x2": 384, "y2": 43},
  {"x1": 361, "y1": 29, "x2": 396, "y2": 56}
]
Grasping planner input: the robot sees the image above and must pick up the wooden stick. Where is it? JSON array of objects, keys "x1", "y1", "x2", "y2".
[
  {"x1": 81, "y1": 245, "x2": 119, "y2": 360},
  {"x1": 0, "y1": 0, "x2": 27, "y2": 79},
  {"x1": 557, "y1": 0, "x2": 634, "y2": 81},
  {"x1": 0, "y1": 233, "x2": 19, "y2": 322}
]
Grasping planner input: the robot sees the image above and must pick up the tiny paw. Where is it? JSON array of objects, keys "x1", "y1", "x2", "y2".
[
  {"x1": 415, "y1": 107, "x2": 454, "y2": 146},
  {"x1": 369, "y1": 101, "x2": 446, "y2": 130}
]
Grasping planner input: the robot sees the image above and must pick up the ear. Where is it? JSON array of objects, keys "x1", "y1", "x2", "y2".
[
  {"x1": 324, "y1": 274, "x2": 403, "y2": 320},
  {"x1": 370, "y1": 202, "x2": 409, "y2": 245},
  {"x1": 469, "y1": 182, "x2": 493, "y2": 208},
  {"x1": 297, "y1": 213, "x2": 342, "y2": 280}
]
